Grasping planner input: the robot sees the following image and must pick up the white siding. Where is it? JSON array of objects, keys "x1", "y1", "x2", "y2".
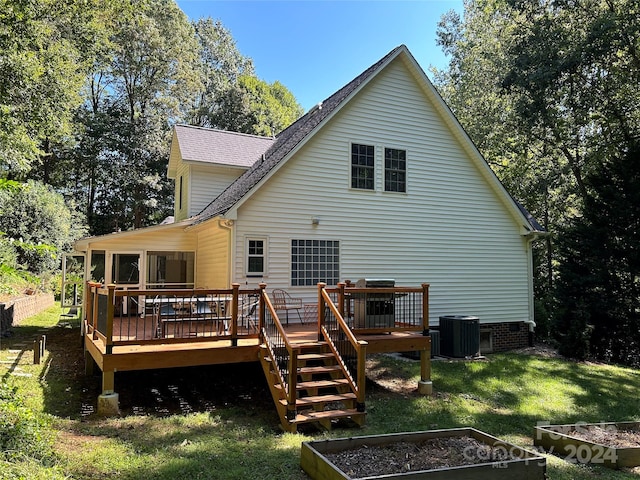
[
  {"x1": 230, "y1": 58, "x2": 532, "y2": 326},
  {"x1": 189, "y1": 165, "x2": 245, "y2": 217}
]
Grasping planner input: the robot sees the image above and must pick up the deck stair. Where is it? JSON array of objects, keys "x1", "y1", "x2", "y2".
[{"x1": 259, "y1": 341, "x2": 366, "y2": 432}]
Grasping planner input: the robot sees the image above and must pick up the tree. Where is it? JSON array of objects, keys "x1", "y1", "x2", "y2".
[
  {"x1": 555, "y1": 144, "x2": 640, "y2": 365},
  {"x1": 189, "y1": 19, "x2": 303, "y2": 136},
  {"x1": 212, "y1": 75, "x2": 304, "y2": 136},
  {"x1": 0, "y1": 180, "x2": 85, "y2": 273},
  {"x1": 0, "y1": 0, "x2": 104, "y2": 175},
  {"x1": 434, "y1": 0, "x2": 640, "y2": 361},
  {"x1": 57, "y1": 0, "x2": 202, "y2": 234},
  {"x1": 190, "y1": 18, "x2": 255, "y2": 127}
]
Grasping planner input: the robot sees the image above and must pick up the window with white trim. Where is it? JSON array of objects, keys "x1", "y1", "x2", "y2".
[
  {"x1": 246, "y1": 238, "x2": 265, "y2": 276},
  {"x1": 351, "y1": 143, "x2": 375, "y2": 190},
  {"x1": 291, "y1": 240, "x2": 339, "y2": 286},
  {"x1": 384, "y1": 148, "x2": 406, "y2": 192}
]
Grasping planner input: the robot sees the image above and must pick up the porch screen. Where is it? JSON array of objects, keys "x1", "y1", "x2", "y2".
[
  {"x1": 291, "y1": 240, "x2": 339, "y2": 287},
  {"x1": 147, "y1": 251, "x2": 194, "y2": 288}
]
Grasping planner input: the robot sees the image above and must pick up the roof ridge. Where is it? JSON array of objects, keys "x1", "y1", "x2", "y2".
[{"x1": 175, "y1": 124, "x2": 274, "y2": 141}]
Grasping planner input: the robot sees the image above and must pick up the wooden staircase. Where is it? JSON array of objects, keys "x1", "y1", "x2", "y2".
[{"x1": 259, "y1": 341, "x2": 366, "y2": 432}]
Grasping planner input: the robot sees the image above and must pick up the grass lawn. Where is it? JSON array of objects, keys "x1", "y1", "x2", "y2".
[{"x1": 1, "y1": 306, "x2": 639, "y2": 479}]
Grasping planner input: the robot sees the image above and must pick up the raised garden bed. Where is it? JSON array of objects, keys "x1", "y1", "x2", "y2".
[
  {"x1": 301, "y1": 427, "x2": 546, "y2": 479},
  {"x1": 534, "y1": 421, "x2": 640, "y2": 469}
]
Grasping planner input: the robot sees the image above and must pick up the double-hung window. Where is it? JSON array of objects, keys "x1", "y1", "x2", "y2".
[
  {"x1": 247, "y1": 238, "x2": 265, "y2": 277},
  {"x1": 384, "y1": 148, "x2": 406, "y2": 192},
  {"x1": 351, "y1": 143, "x2": 375, "y2": 190}
]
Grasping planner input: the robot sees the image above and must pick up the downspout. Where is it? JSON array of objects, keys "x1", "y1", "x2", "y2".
[
  {"x1": 218, "y1": 219, "x2": 234, "y2": 288},
  {"x1": 524, "y1": 231, "x2": 549, "y2": 346}
]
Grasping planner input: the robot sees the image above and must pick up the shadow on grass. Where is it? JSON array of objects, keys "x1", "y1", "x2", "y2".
[
  {"x1": 17, "y1": 319, "x2": 640, "y2": 480},
  {"x1": 363, "y1": 353, "x2": 640, "y2": 439}
]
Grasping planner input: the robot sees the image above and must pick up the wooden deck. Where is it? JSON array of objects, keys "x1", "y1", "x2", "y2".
[
  {"x1": 87, "y1": 322, "x2": 430, "y2": 370},
  {"x1": 83, "y1": 282, "x2": 433, "y2": 420}
]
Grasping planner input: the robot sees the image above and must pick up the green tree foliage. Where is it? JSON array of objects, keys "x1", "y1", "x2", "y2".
[
  {"x1": 212, "y1": 75, "x2": 304, "y2": 137},
  {"x1": 190, "y1": 19, "x2": 303, "y2": 136},
  {"x1": 190, "y1": 18, "x2": 255, "y2": 127},
  {"x1": 0, "y1": 180, "x2": 85, "y2": 273},
  {"x1": 1, "y1": 0, "x2": 305, "y2": 257},
  {"x1": 555, "y1": 144, "x2": 640, "y2": 365},
  {"x1": 434, "y1": 0, "x2": 640, "y2": 362},
  {"x1": 0, "y1": 0, "x2": 107, "y2": 175},
  {"x1": 56, "y1": 0, "x2": 202, "y2": 234}
]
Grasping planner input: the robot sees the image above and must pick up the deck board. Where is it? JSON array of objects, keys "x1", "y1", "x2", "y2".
[{"x1": 86, "y1": 321, "x2": 429, "y2": 373}]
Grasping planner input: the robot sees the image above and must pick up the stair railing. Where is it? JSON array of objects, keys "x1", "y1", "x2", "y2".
[
  {"x1": 259, "y1": 283, "x2": 300, "y2": 421},
  {"x1": 317, "y1": 282, "x2": 367, "y2": 411}
]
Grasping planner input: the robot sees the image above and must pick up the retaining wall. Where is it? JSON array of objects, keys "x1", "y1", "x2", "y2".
[{"x1": 0, "y1": 293, "x2": 55, "y2": 335}]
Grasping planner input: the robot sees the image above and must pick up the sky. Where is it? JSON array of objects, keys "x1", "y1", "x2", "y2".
[{"x1": 175, "y1": 0, "x2": 463, "y2": 111}]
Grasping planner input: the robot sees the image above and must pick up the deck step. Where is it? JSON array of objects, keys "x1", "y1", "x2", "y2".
[
  {"x1": 296, "y1": 378, "x2": 350, "y2": 390},
  {"x1": 279, "y1": 392, "x2": 357, "y2": 407},
  {"x1": 298, "y1": 352, "x2": 335, "y2": 362},
  {"x1": 293, "y1": 408, "x2": 364, "y2": 425},
  {"x1": 298, "y1": 365, "x2": 343, "y2": 375},
  {"x1": 295, "y1": 341, "x2": 327, "y2": 350}
]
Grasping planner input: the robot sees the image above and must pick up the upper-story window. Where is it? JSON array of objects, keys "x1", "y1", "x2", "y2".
[
  {"x1": 351, "y1": 143, "x2": 375, "y2": 190},
  {"x1": 384, "y1": 148, "x2": 406, "y2": 192}
]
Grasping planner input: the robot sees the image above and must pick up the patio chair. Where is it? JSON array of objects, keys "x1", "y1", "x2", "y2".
[
  {"x1": 241, "y1": 295, "x2": 260, "y2": 331},
  {"x1": 271, "y1": 289, "x2": 304, "y2": 325},
  {"x1": 59, "y1": 306, "x2": 79, "y2": 324}
]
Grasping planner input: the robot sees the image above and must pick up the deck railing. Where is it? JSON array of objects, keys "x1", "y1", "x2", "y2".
[
  {"x1": 318, "y1": 283, "x2": 367, "y2": 410},
  {"x1": 85, "y1": 282, "x2": 262, "y2": 351},
  {"x1": 324, "y1": 281, "x2": 430, "y2": 334},
  {"x1": 260, "y1": 283, "x2": 300, "y2": 421}
]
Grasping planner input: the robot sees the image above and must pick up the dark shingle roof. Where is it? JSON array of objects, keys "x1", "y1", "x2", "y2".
[{"x1": 194, "y1": 45, "x2": 405, "y2": 223}]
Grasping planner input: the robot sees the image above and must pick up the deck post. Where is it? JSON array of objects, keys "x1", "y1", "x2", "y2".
[
  {"x1": 418, "y1": 283, "x2": 433, "y2": 395},
  {"x1": 97, "y1": 370, "x2": 119, "y2": 416},
  {"x1": 91, "y1": 283, "x2": 99, "y2": 340},
  {"x1": 317, "y1": 283, "x2": 326, "y2": 341},
  {"x1": 258, "y1": 283, "x2": 267, "y2": 336},
  {"x1": 231, "y1": 283, "x2": 240, "y2": 346},
  {"x1": 337, "y1": 282, "x2": 346, "y2": 319},
  {"x1": 96, "y1": 285, "x2": 120, "y2": 416},
  {"x1": 106, "y1": 284, "x2": 115, "y2": 354}
]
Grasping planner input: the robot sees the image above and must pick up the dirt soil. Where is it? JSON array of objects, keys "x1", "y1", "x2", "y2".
[
  {"x1": 324, "y1": 436, "x2": 515, "y2": 478},
  {"x1": 41, "y1": 324, "x2": 276, "y2": 420},
  {"x1": 564, "y1": 425, "x2": 640, "y2": 448}
]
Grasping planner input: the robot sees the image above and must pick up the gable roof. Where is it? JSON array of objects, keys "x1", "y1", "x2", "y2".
[
  {"x1": 169, "y1": 125, "x2": 274, "y2": 175},
  {"x1": 191, "y1": 45, "x2": 545, "y2": 234},
  {"x1": 193, "y1": 45, "x2": 404, "y2": 224}
]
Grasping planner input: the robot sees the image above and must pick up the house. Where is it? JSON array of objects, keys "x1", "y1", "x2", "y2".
[{"x1": 74, "y1": 44, "x2": 545, "y2": 353}]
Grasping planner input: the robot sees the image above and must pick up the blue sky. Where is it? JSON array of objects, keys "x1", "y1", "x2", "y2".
[{"x1": 176, "y1": 0, "x2": 463, "y2": 111}]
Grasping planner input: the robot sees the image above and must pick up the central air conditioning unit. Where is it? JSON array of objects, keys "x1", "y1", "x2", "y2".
[
  {"x1": 354, "y1": 278, "x2": 395, "y2": 328},
  {"x1": 439, "y1": 315, "x2": 480, "y2": 357},
  {"x1": 430, "y1": 329, "x2": 441, "y2": 357}
]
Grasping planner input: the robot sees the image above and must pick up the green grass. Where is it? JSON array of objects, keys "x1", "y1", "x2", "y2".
[{"x1": 1, "y1": 307, "x2": 639, "y2": 479}]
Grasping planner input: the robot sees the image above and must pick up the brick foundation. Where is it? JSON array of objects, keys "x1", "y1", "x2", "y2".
[
  {"x1": 479, "y1": 321, "x2": 531, "y2": 353},
  {"x1": 0, "y1": 293, "x2": 55, "y2": 335}
]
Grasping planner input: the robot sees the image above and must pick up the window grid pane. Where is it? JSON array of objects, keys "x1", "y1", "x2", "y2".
[
  {"x1": 247, "y1": 239, "x2": 265, "y2": 274},
  {"x1": 291, "y1": 240, "x2": 339, "y2": 286},
  {"x1": 351, "y1": 144, "x2": 375, "y2": 190},
  {"x1": 385, "y1": 148, "x2": 406, "y2": 192}
]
